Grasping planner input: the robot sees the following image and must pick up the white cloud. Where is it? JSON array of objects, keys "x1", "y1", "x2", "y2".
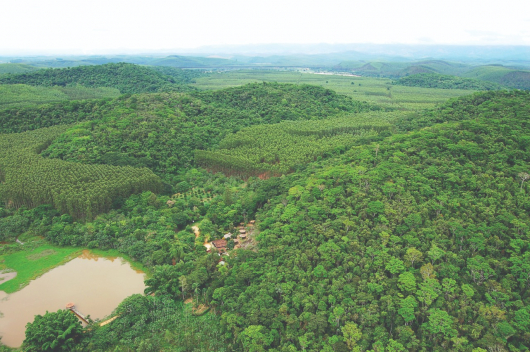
[{"x1": 1, "y1": 0, "x2": 529, "y2": 54}]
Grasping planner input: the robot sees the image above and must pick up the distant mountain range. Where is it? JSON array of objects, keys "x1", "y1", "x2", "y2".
[
  {"x1": 2, "y1": 44, "x2": 530, "y2": 90},
  {"x1": 3, "y1": 43, "x2": 530, "y2": 66},
  {"x1": 176, "y1": 43, "x2": 530, "y2": 65}
]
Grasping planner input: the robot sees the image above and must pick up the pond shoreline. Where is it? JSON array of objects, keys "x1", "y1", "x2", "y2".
[
  {"x1": 0, "y1": 242, "x2": 150, "y2": 294},
  {"x1": 0, "y1": 270, "x2": 17, "y2": 285},
  {"x1": 0, "y1": 250, "x2": 147, "y2": 348}
]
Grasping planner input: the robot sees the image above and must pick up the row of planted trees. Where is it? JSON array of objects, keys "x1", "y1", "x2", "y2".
[
  {"x1": 196, "y1": 114, "x2": 395, "y2": 179},
  {"x1": 0, "y1": 125, "x2": 162, "y2": 220},
  {"x1": 9, "y1": 90, "x2": 530, "y2": 351}
]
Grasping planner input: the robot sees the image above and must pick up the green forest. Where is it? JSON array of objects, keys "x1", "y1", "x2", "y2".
[
  {"x1": 0, "y1": 84, "x2": 121, "y2": 108},
  {"x1": 195, "y1": 112, "x2": 397, "y2": 177},
  {"x1": 0, "y1": 63, "x2": 202, "y2": 94},
  {"x1": 25, "y1": 83, "x2": 373, "y2": 180},
  {"x1": 0, "y1": 63, "x2": 530, "y2": 352},
  {"x1": 393, "y1": 73, "x2": 504, "y2": 90}
]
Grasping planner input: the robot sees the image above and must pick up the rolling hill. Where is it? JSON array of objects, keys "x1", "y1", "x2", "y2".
[
  {"x1": 0, "y1": 63, "x2": 198, "y2": 94},
  {"x1": 394, "y1": 73, "x2": 504, "y2": 90},
  {"x1": 0, "y1": 84, "x2": 121, "y2": 108},
  {"x1": 0, "y1": 63, "x2": 40, "y2": 75},
  {"x1": 2, "y1": 60, "x2": 530, "y2": 352},
  {"x1": 148, "y1": 55, "x2": 238, "y2": 68},
  {"x1": 462, "y1": 65, "x2": 530, "y2": 90},
  {"x1": 333, "y1": 60, "x2": 471, "y2": 78}
]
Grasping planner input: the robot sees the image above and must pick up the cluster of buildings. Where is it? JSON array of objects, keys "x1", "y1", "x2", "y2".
[{"x1": 208, "y1": 220, "x2": 255, "y2": 254}]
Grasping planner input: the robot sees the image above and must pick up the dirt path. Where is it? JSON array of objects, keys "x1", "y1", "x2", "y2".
[
  {"x1": 192, "y1": 226, "x2": 200, "y2": 238},
  {"x1": 193, "y1": 225, "x2": 213, "y2": 251},
  {"x1": 99, "y1": 315, "x2": 118, "y2": 326}
]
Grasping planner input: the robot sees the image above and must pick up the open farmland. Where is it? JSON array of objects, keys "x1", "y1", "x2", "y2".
[{"x1": 192, "y1": 70, "x2": 477, "y2": 110}]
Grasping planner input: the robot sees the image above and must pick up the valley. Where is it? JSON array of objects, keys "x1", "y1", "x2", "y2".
[{"x1": 0, "y1": 59, "x2": 529, "y2": 351}]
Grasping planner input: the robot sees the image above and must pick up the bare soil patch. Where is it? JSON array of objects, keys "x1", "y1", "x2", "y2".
[{"x1": 26, "y1": 249, "x2": 57, "y2": 261}]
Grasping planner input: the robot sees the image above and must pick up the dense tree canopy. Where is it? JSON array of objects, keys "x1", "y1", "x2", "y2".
[
  {"x1": 0, "y1": 63, "x2": 197, "y2": 94},
  {"x1": 148, "y1": 90, "x2": 530, "y2": 351},
  {"x1": 33, "y1": 83, "x2": 376, "y2": 181},
  {"x1": 394, "y1": 73, "x2": 504, "y2": 90},
  {"x1": 196, "y1": 112, "x2": 396, "y2": 178},
  {"x1": 24, "y1": 309, "x2": 83, "y2": 352},
  {"x1": 0, "y1": 126, "x2": 162, "y2": 221},
  {"x1": 1, "y1": 80, "x2": 530, "y2": 351}
]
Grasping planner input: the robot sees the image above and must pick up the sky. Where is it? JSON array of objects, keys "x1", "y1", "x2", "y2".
[{"x1": 1, "y1": 0, "x2": 529, "y2": 55}]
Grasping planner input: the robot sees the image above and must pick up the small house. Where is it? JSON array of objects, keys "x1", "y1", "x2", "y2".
[{"x1": 211, "y1": 239, "x2": 227, "y2": 252}]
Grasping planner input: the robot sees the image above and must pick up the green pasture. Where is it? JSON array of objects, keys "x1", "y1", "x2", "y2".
[
  {"x1": 192, "y1": 70, "x2": 475, "y2": 110},
  {"x1": 0, "y1": 244, "x2": 81, "y2": 293}
]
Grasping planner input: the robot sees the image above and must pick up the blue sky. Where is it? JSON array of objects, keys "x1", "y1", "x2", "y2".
[{"x1": 1, "y1": 0, "x2": 529, "y2": 54}]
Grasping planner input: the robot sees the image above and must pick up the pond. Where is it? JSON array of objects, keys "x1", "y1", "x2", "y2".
[{"x1": 0, "y1": 250, "x2": 146, "y2": 347}]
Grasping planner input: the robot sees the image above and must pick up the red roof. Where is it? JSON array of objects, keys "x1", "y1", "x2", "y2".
[{"x1": 211, "y1": 239, "x2": 227, "y2": 248}]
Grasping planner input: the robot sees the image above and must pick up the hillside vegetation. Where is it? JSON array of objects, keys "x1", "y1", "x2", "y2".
[
  {"x1": 192, "y1": 70, "x2": 477, "y2": 110},
  {"x1": 0, "y1": 84, "x2": 121, "y2": 108},
  {"x1": 2, "y1": 65, "x2": 530, "y2": 352},
  {"x1": 394, "y1": 73, "x2": 503, "y2": 90},
  {"x1": 150, "y1": 66, "x2": 207, "y2": 83},
  {"x1": 0, "y1": 63, "x2": 198, "y2": 94},
  {"x1": 5, "y1": 90, "x2": 528, "y2": 351},
  {"x1": 34, "y1": 83, "x2": 376, "y2": 180},
  {"x1": 458, "y1": 65, "x2": 530, "y2": 90},
  {"x1": 148, "y1": 55, "x2": 237, "y2": 67},
  {"x1": 333, "y1": 60, "x2": 471, "y2": 78},
  {"x1": 8, "y1": 55, "x2": 238, "y2": 69},
  {"x1": 0, "y1": 126, "x2": 162, "y2": 221},
  {"x1": 196, "y1": 112, "x2": 399, "y2": 177},
  {"x1": 0, "y1": 63, "x2": 39, "y2": 75},
  {"x1": 332, "y1": 61, "x2": 530, "y2": 90},
  {"x1": 189, "y1": 90, "x2": 530, "y2": 351},
  {"x1": 196, "y1": 90, "x2": 530, "y2": 352}
]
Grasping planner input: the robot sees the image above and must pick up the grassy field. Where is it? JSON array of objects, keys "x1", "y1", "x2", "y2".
[
  {"x1": 0, "y1": 243, "x2": 82, "y2": 293},
  {"x1": 0, "y1": 243, "x2": 149, "y2": 294},
  {"x1": 192, "y1": 70, "x2": 476, "y2": 110}
]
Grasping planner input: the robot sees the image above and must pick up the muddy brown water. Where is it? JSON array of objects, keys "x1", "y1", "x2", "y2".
[{"x1": 0, "y1": 250, "x2": 146, "y2": 347}]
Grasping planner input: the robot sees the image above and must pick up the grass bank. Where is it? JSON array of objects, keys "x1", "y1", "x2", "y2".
[
  {"x1": 0, "y1": 244, "x2": 150, "y2": 294},
  {"x1": 87, "y1": 248, "x2": 151, "y2": 277},
  {"x1": 0, "y1": 244, "x2": 82, "y2": 293}
]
